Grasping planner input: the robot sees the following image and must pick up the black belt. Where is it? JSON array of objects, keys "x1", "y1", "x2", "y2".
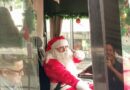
[{"x1": 54, "y1": 82, "x2": 61, "y2": 90}]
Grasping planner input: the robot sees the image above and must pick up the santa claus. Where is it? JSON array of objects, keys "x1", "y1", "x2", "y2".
[{"x1": 43, "y1": 36, "x2": 92, "y2": 90}]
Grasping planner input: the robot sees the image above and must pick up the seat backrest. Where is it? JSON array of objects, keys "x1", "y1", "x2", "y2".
[
  {"x1": 38, "y1": 48, "x2": 50, "y2": 90},
  {"x1": 39, "y1": 60, "x2": 50, "y2": 90}
]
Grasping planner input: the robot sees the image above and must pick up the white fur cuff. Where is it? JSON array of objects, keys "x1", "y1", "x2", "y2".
[{"x1": 76, "y1": 81, "x2": 91, "y2": 90}]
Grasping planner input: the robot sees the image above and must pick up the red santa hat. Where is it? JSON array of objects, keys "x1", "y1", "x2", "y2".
[{"x1": 46, "y1": 36, "x2": 69, "y2": 51}]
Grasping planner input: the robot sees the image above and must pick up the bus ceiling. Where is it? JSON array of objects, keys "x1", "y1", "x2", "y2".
[{"x1": 44, "y1": 0, "x2": 89, "y2": 18}]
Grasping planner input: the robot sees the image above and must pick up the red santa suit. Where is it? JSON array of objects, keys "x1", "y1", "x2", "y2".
[{"x1": 43, "y1": 36, "x2": 92, "y2": 90}]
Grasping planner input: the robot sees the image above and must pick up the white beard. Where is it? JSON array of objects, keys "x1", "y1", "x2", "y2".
[
  {"x1": 48, "y1": 49, "x2": 79, "y2": 90},
  {"x1": 52, "y1": 48, "x2": 73, "y2": 66},
  {"x1": 52, "y1": 48, "x2": 78, "y2": 77}
]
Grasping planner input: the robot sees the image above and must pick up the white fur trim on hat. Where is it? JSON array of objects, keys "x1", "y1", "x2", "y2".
[{"x1": 51, "y1": 39, "x2": 69, "y2": 49}]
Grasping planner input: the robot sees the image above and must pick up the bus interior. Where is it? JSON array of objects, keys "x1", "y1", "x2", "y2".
[{"x1": 0, "y1": 0, "x2": 130, "y2": 90}]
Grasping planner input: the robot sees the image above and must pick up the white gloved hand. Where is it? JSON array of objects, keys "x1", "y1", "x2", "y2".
[
  {"x1": 76, "y1": 80, "x2": 91, "y2": 90},
  {"x1": 74, "y1": 50, "x2": 85, "y2": 60}
]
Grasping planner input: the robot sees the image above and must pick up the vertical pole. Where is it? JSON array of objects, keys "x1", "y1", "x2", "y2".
[{"x1": 88, "y1": 0, "x2": 121, "y2": 90}]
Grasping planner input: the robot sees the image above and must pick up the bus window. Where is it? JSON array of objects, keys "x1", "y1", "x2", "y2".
[
  {"x1": 46, "y1": 17, "x2": 93, "y2": 85},
  {"x1": 60, "y1": 18, "x2": 92, "y2": 72},
  {"x1": 0, "y1": 1, "x2": 40, "y2": 90},
  {"x1": 119, "y1": 0, "x2": 130, "y2": 89}
]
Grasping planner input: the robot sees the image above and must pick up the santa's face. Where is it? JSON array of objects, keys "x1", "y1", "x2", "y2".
[
  {"x1": 56, "y1": 45, "x2": 68, "y2": 53},
  {"x1": 52, "y1": 45, "x2": 73, "y2": 61}
]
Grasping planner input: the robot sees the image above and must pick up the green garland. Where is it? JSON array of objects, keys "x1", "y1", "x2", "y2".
[
  {"x1": 119, "y1": 0, "x2": 130, "y2": 36},
  {"x1": 45, "y1": 13, "x2": 88, "y2": 19},
  {"x1": 23, "y1": 0, "x2": 35, "y2": 33}
]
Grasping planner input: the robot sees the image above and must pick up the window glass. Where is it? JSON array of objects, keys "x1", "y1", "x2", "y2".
[
  {"x1": 119, "y1": 0, "x2": 130, "y2": 89},
  {"x1": 46, "y1": 17, "x2": 93, "y2": 84},
  {"x1": 73, "y1": 18, "x2": 92, "y2": 81},
  {"x1": 0, "y1": 1, "x2": 40, "y2": 90}
]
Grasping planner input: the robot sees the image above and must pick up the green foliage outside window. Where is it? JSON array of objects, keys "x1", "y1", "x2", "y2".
[{"x1": 119, "y1": 0, "x2": 130, "y2": 36}]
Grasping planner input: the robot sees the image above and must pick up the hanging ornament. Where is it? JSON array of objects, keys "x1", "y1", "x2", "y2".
[
  {"x1": 76, "y1": 18, "x2": 80, "y2": 24},
  {"x1": 121, "y1": 12, "x2": 127, "y2": 20}
]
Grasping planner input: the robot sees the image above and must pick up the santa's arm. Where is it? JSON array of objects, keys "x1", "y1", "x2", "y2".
[{"x1": 43, "y1": 59, "x2": 79, "y2": 88}]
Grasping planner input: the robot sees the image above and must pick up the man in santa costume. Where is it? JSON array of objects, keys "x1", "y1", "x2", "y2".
[{"x1": 43, "y1": 36, "x2": 92, "y2": 90}]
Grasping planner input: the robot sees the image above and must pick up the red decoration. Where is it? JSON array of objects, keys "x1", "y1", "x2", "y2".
[
  {"x1": 76, "y1": 18, "x2": 80, "y2": 24},
  {"x1": 23, "y1": 25, "x2": 29, "y2": 41}
]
